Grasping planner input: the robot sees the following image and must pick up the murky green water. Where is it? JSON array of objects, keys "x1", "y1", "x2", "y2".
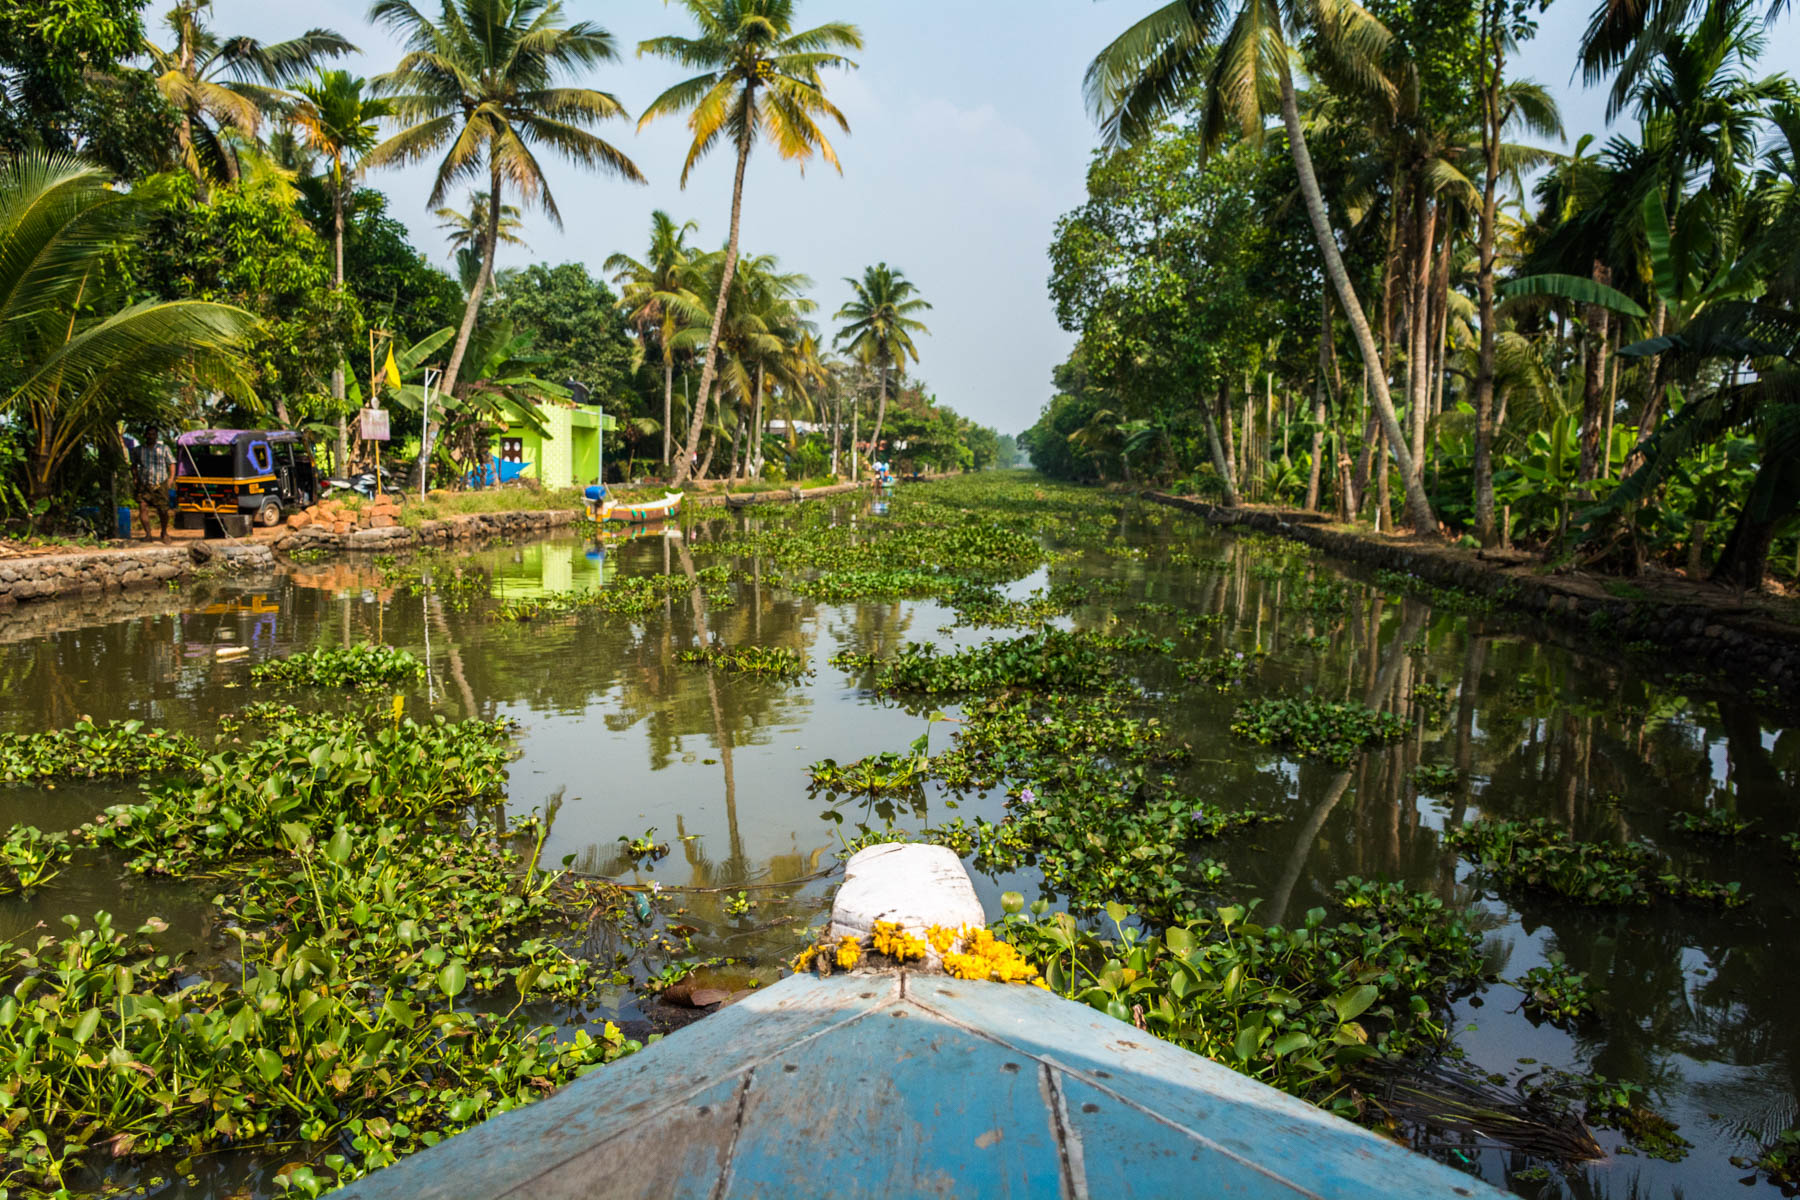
[{"x1": 4, "y1": 484, "x2": 1796, "y2": 1199}]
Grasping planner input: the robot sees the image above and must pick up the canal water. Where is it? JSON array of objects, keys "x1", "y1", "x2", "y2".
[{"x1": 2, "y1": 479, "x2": 1795, "y2": 1199}]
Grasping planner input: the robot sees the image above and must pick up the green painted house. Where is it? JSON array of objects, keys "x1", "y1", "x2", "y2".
[{"x1": 492, "y1": 400, "x2": 604, "y2": 490}]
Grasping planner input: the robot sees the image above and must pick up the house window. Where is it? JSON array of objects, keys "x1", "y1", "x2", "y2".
[{"x1": 500, "y1": 438, "x2": 524, "y2": 463}]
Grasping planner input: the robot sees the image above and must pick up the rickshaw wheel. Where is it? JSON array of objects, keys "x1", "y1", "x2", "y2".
[{"x1": 256, "y1": 500, "x2": 283, "y2": 527}]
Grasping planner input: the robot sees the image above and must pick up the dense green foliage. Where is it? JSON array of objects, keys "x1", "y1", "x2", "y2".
[
  {"x1": 1029, "y1": 0, "x2": 1800, "y2": 589},
  {"x1": 0, "y1": 709, "x2": 644, "y2": 1194},
  {"x1": 0, "y1": 0, "x2": 993, "y2": 535}
]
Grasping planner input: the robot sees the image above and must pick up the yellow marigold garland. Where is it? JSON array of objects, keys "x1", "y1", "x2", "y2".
[
  {"x1": 792, "y1": 923, "x2": 1042, "y2": 986},
  {"x1": 871, "y1": 920, "x2": 928, "y2": 962}
]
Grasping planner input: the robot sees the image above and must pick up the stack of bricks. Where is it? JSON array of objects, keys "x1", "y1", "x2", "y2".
[{"x1": 284, "y1": 496, "x2": 402, "y2": 533}]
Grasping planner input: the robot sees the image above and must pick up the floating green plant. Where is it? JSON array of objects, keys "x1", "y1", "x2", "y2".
[
  {"x1": 1668, "y1": 808, "x2": 1754, "y2": 838},
  {"x1": 997, "y1": 879, "x2": 1485, "y2": 1115},
  {"x1": 1446, "y1": 818, "x2": 1743, "y2": 907},
  {"x1": 676, "y1": 644, "x2": 808, "y2": 677},
  {"x1": 1230, "y1": 697, "x2": 1408, "y2": 763},
  {"x1": 251, "y1": 643, "x2": 424, "y2": 689},
  {"x1": 1408, "y1": 764, "x2": 1462, "y2": 793},
  {"x1": 0, "y1": 719, "x2": 199, "y2": 781},
  {"x1": 1514, "y1": 953, "x2": 1596, "y2": 1023},
  {"x1": 0, "y1": 824, "x2": 70, "y2": 894}
]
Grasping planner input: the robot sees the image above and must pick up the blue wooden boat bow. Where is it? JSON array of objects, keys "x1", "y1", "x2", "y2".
[{"x1": 337, "y1": 850, "x2": 1507, "y2": 1199}]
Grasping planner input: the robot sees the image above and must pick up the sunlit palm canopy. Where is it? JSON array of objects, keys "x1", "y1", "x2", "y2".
[
  {"x1": 435, "y1": 190, "x2": 529, "y2": 255},
  {"x1": 672, "y1": 251, "x2": 813, "y2": 410},
  {"x1": 367, "y1": 0, "x2": 645, "y2": 223},
  {"x1": 0, "y1": 153, "x2": 257, "y2": 496},
  {"x1": 1084, "y1": 0, "x2": 1392, "y2": 152},
  {"x1": 833, "y1": 263, "x2": 931, "y2": 373},
  {"x1": 605, "y1": 210, "x2": 710, "y2": 361},
  {"x1": 637, "y1": 0, "x2": 862, "y2": 185},
  {"x1": 142, "y1": 0, "x2": 355, "y2": 182},
  {"x1": 291, "y1": 69, "x2": 392, "y2": 186}
]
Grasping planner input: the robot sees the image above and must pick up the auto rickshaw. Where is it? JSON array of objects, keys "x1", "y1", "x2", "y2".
[{"x1": 175, "y1": 429, "x2": 319, "y2": 532}]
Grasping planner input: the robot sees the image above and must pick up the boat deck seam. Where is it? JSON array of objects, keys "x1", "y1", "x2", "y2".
[{"x1": 902, "y1": 988, "x2": 1331, "y2": 1200}]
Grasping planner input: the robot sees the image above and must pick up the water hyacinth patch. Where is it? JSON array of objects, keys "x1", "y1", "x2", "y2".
[
  {"x1": 496, "y1": 571, "x2": 699, "y2": 621},
  {"x1": 0, "y1": 719, "x2": 200, "y2": 781},
  {"x1": 1446, "y1": 818, "x2": 1744, "y2": 907},
  {"x1": 874, "y1": 629, "x2": 1173, "y2": 696},
  {"x1": 251, "y1": 643, "x2": 425, "y2": 689},
  {"x1": 0, "y1": 708, "x2": 648, "y2": 1195},
  {"x1": 996, "y1": 880, "x2": 1486, "y2": 1115},
  {"x1": 676, "y1": 644, "x2": 808, "y2": 677},
  {"x1": 0, "y1": 824, "x2": 70, "y2": 893},
  {"x1": 1514, "y1": 953, "x2": 1597, "y2": 1024},
  {"x1": 1408, "y1": 763, "x2": 1462, "y2": 793},
  {"x1": 1230, "y1": 697, "x2": 1408, "y2": 763},
  {"x1": 788, "y1": 568, "x2": 952, "y2": 601},
  {"x1": 1737, "y1": 1128, "x2": 1800, "y2": 1188},
  {"x1": 1179, "y1": 650, "x2": 1255, "y2": 691},
  {"x1": 85, "y1": 713, "x2": 519, "y2": 875},
  {"x1": 808, "y1": 751, "x2": 929, "y2": 795},
  {"x1": 1667, "y1": 808, "x2": 1754, "y2": 838}
]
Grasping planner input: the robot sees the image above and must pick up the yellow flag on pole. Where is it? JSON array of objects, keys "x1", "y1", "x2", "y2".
[{"x1": 383, "y1": 346, "x2": 402, "y2": 391}]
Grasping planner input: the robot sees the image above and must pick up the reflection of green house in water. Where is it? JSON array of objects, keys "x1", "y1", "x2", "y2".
[
  {"x1": 489, "y1": 542, "x2": 616, "y2": 601},
  {"x1": 493, "y1": 400, "x2": 603, "y2": 490}
]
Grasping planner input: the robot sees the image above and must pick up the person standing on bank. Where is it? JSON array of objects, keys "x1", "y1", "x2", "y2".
[{"x1": 134, "y1": 427, "x2": 176, "y2": 543}]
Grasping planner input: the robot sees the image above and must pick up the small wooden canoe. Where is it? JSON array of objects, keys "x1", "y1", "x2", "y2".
[{"x1": 589, "y1": 490, "x2": 682, "y2": 525}]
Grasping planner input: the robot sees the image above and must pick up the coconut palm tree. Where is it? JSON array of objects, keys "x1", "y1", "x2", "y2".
[
  {"x1": 637, "y1": 0, "x2": 862, "y2": 486},
  {"x1": 436, "y1": 191, "x2": 530, "y2": 297},
  {"x1": 606, "y1": 211, "x2": 707, "y2": 469},
  {"x1": 0, "y1": 153, "x2": 256, "y2": 514},
  {"x1": 434, "y1": 191, "x2": 528, "y2": 258},
  {"x1": 291, "y1": 69, "x2": 391, "y2": 469},
  {"x1": 143, "y1": 0, "x2": 354, "y2": 193},
  {"x1": 1087, "y1": 0, "x2": 1441, "y2": 532},
  {"x1": 368, "y1": 0, "x2": 646, "y2": 404},
  {"x1": 833, "y1": 263, "x2": 931, "y2": 463},
  {"x1": 672, "y1": 250, "x2": 813, "y2": 478}
]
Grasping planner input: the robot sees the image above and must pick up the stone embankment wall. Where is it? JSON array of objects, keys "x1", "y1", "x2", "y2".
[
  {"x1": 0, "y1": 542, "x2": 273, "y2": 608},
  {"x1": 271, "y1": 479, "x2": 882, "y2": 554},
  {"x1": 1149, "y1": 493, "x2": 1800, "y2": 694},
  {"x1": 0, "y1": 476, "x2": 926, "y2": 609}
]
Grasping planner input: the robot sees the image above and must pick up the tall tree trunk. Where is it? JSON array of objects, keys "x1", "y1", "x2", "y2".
[
  {"x1": 1713, "y1": 498, "x2": 1779, "y2": 590},
  {"x1": 1351, "y1": 363, "x2": 1375, "y2": 515},
  {"x1": 673, "y1": 103, "x2": 755, "y2": 487},
  {"x1": 751, "y1": 364, "x2": 765, "y2": 476},
  {"x1": 1429, "y1": 223, "x2": 1452, "y2": 423},
  {"x1": 1217, "y1": 378, "x2": 1238, "y2": 496},
  {"x1": 1601, "y1": 326, "x2": 1621, "y2": 479},
  {"x1": 440, "y1": 160, "x2": 504, "y2": 405},
  {"x1": 869, "y1": 363, "x2": 890, "y2": 462},
  {"x1": 1375, "y1": 425, "x2": 1392, "y2": 530},
  {"x1": 1240, "y1": 376, "x2": 1255, "y2": 496},
  {"x1": 1578, "y1": 260, "x2": 1612, "y2": 485},
  {"x1": 333, "y1": 174, "x2": 348, "y2": 473},
  {"x1": 1407, "y1": 191, "x2": 1437, "y2": 494},
  {"x1": 1278, "y1": 66, "x2": 1433, "y2": 531},
  {"x1": 1201, "y1": 382, "x2": 1239, "y2": 506},
  {"x1": 662, "y1": 357, "x2": 673, "y2": 470},
  {"x1": 831, "y1": 387, "x2": 842, "y2": 475},
  {"x1": 1306, "y1": 290, "x2": 1333, "y2": 511},
  {"x1": 1472, "y1": 4, "x2": 1504, "y2": 544}
]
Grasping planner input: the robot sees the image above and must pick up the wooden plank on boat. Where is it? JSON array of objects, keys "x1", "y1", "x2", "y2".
[{"x1": 335, "y1": 970, "x2": 1502, "y2": 1200}]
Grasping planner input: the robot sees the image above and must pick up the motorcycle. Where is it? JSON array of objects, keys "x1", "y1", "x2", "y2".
[{"x1": 323, "y1": 466, "x2": 404, "y2": 501}]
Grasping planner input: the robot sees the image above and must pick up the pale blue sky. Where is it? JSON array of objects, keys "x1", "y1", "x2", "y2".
[{"x1": 212, "y1": 0, "x2": 1797, "y2": 436}]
